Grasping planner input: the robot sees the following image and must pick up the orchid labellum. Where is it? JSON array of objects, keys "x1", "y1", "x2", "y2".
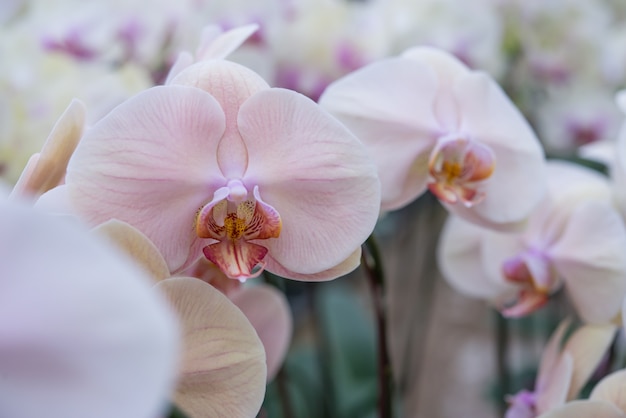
[
  {"x1": 319, "y1": 46, "x2": 546, "y2": 230},
  {"x1": 49, "y1": 58, "x2": 380, "y2": 281}
]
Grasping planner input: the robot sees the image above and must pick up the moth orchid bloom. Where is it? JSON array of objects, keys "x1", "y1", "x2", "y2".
[
  {"x1": 438, "y1": 160, "x2": 626, "y2": 323},
  {"x1": 506, "y1": 320, "x2": 616, "y2": 418},
  {"x1": 319, "y1": 46, "x2": 546, "y2": 230},
  {"x1": 49, "y1": 58, "x2": 380, "y2": 281},
  {"x1": 95, "y1": 220, "x2": 267, "y2": 417},
  {"x1": 0, "y1": 198, "x2": 178, "y2": 418}
]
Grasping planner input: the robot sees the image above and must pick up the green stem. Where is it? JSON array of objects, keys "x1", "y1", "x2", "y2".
[
  {"x1": 495, "y1": 312, "x2": 510, "y2": 416},
  {"x1": 362, "y1": 234, "x2": 393, "y2": 418}
]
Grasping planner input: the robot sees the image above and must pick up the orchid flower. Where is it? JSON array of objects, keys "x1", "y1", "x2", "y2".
[
  {"x1": 506, "y1": 320, "x2": 616, "y2": 418},
  {"x1": 94, "y1": 219, "x2": 277, "y2": 416},
  {"x1": 438, "y1": 160, "x2": 626, "y2": 323},
  {"x1": 319, "y1": 46, "x2": 546, "y2": 230},
  {"x1": 0, "y1": 197, "x2": 179, "y2": 418},
  {"x1": 44, "y1": 54, "x2": 380, "y2": 282},
  {"x1": 536, "y1": 299, "x2": 626, "y2": 418}
]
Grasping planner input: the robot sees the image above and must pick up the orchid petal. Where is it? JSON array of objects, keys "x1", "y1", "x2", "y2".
[
  {"x1": 171, "y1": 60, "x2": 269, "y2": 179},
  {"x1": 155, "y1": 277, "x2": 266, "y2": 418},
  {"x1": 34, "y1": 184, "x2": 75, "y2": 215},
  {"x1": 195, "y1": 24, "x2": 259, "y2": 61},
  {"x1": 239, "y1": 88, "x2": 380, "y2": 274},
  {"x1": 164, "y1": 51, "x2": 194, "y2": 85},
  {"x1": 590, "y1": 369, "x2": 626, "y2": 412},
  {"x1": 0, "y1": 199, "x2": 178, "y2": 418},
  {"x1": 564, "y1": 324, "x2": 616, "y2": 400},
  {"x1": 66, "y1": 85, "x2": 227, "y2": 273},
  {"x1": 230, "y1": 284, "x2": 292, "y2": 381},
  {"x1": 93, "y1": 219, "x2": 170, "y2": 282},
  {"x1": 318, "y1": 56, "x2": 440, "y2": 211},
  {"x1": 537, "y1": 400, "x2": 626, "y2": 418},
  {"x1": 535, "y1": 352, "x2": 573, "y2": 413},
  {"x1": 536, "y1": 320, "x2": 572, "y2": 392},
  {"x1": 437, "y1": 215, "x2": 516, "y2": 300},
  {"x1": 549, "y1": 201, "x2": 626, "y2": 324},
  {"x1": 11, "y1": 99, "x2": 85, "y2": 199},
  {"x1": 264, "y1": 248, "x2": 362, "y2": 282},
  {"x1": 449, "y1": 73, "x2": 546, "y2": 227}
]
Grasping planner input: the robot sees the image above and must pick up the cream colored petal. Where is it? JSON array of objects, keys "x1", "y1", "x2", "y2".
[
  {"x1": 11, "y1": 99, "x2": 85, "y2": 198},
  {"x1": 536, "y1": 353, "x2": 573, "y2": 413},
  {"x1": 565, "y1": 324, "x2": 617, "y2": 400},
  {"x1": 156, "y1": 277, "x2": 266, "y2": 418},
  {"x1": 590, "y1": 369, "x2": 626, "y2": 412},
  {"x1": 230, "y1": 284, "x2": 292, "y2": 381},
  {"x1": 537, "y1": 400, "x2": 626, "y2": 418},
  {"x1": 93, "y1": 219, "x2": 170, "y2": 282}
]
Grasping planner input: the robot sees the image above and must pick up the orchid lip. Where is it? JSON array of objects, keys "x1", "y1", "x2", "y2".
[
  {"x1": 427, "y1": 134, "x2": 495, "y2": 207},
  {"x1": 196, "y1": 183, "x2": 281, "y2": 280}
]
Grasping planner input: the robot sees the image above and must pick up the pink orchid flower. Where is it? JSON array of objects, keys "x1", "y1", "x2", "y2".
[
  {"x1": 45, "y1": 57, "x2": 380, "y2": 281},
  {"x1": 506, "y1": 320, "x2": 616, "y2": 418},
  {"x1": 0, "y1": 197, "x2": 179, "y2": 418},
  {"x1": 319, "y1": 46, "x2": 546, "y2": 230},
  {"x1": 438, "y1": 160, "x2": 626, "y2": 323},
  {"x1": 95, "y1": 219, "x2": 268, "y2": 417}
]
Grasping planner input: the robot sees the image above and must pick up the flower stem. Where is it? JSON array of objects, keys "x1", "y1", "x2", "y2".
[
  {"x1": 495, "y1": 311, "x2": 510, "y2": 416},
  {"x1": 362, "y1": 234, "x2": 393, "y2": 418}
]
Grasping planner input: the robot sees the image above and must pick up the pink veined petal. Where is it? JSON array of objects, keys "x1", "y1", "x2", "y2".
[
  {"x1": 195, "y1": 23, "x2": 259, "y2": 61},
  {"x1": 0, "y1": 199, "x2": 179, "y2": 418},
  {"x1": 318, "y1": 56, "x2": 441, "y2": 211},
  {"x1": 536, "y1": 400, "x2": 626, "y2": 418},
  {"x1": 92, "y1": 219, "x2": 171, "y2": 282},
  {"x1": 171, "y1": 60, "x2": 269, "y2": 180},
  {"x1": 548, "y1": 201, "x2": 626, "y2": 324},
  {"x1": 264, "y1": 248, "x2": 362, "y2": 282},
  {"x1": 230, "y1": 284, "x2": 292, "y2": 381},
  {"x1": 155, "y1": 277, "x2": 266, "y2": 418},
  {"x1": 11, "y1": 99, "x2": 85, "y2": 199},
  {"x1": 535, "y1": 352, "x2": 573, "y2": 414},
  {"x1": 564, "y1": 324, "x2": 617, "y2": 400},
  {"x1": 65, "y1": 85, "x2": 227, "y2": 273},
  {"x1": 437, "y1": 215, "x2": 517, "y2": 301},
  {"x1": 451, "y1": 71, "x2": 547, "y2": 227},
  {"x1": 590, "y1": 369, "x2": 626, "y2": 412},
  {"x1": 239, "y1": 88, "x2": 381, "y2": 274}
]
